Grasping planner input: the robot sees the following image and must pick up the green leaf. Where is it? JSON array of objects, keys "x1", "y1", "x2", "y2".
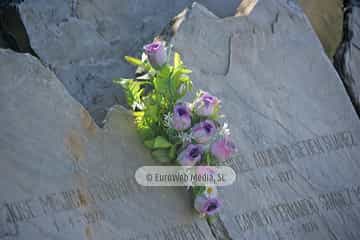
[
  {"x1": 174, "y1": 52, "x2": 183, "y2": 68},
  {"x1": 192, "y1": 186, "x2": 206, "y2": 196},
  {"x1": 207, "y1": 215, "x2": 217, "y2": 223},
  {"x1": 206, "y1": 152, "x2": 212, "y2": 165},
  {"x1": 121, "y1": 80, "x2": 144, "y2": 109},
  {"x1": 179, "y1": 75, "x2": 191, "y2": 84},
  {"x1": 124, "y1": 56, "x2": 143, "y2": 66},
  {"x1": 205, "y1": 152, "x2": 218, "y2": 166},
  {"x1": 144, "y1": 139, "x2": 155, "y2": 149},
  {"x1": 153, "y1": 136, "x2": 172, "y2": 149},
  {"x1": 145, "y1": 105, "x2": 159, "y2": 122},
  {"x1": 179, "y1": 68, "x2": 192, "y2": 74},
  {"x1": 208, "y1": 104, "x2": 221, "y2": 120},
  {"x1": 168, "y1": 145, "x2": 177, "y2": 160},
  {"x1": 137, "y1": 126, "x2": 155, "y2": 141},
  {"x1": 152, "y1": 149, "x2": 171, "y2": 163},
  {"x1": 154, "y1": 65, "x2": 173, "y2": 98}
]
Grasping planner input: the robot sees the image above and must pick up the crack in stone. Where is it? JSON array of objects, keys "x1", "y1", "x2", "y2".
[
  {"x1": 71, "y1": 0, "x2": 80, "y2": 18},
  {"x1": 271, "y1": 11, "x2": 280, "y2": 34},
  {"x1": 207, "y1": 215, "x2": 232, "y2": 240}
]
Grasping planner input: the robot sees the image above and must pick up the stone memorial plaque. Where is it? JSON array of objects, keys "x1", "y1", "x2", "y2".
[
  {"x1": 10, "y1": 0, "x2": 240, "y2": 124},
  {"x1": 164, "y1": 1, "x2": 360, "y2": 239},
  {"x1": 0, "y1": 49, "x2": 216, "y2": 239}
]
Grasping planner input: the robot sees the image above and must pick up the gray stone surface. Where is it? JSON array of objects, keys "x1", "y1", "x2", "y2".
[
  {"x1": 165, "y1": 1, "x2": 360, "y2": 239},
  {"x1": 15, "y1": 0, "x2": 241, "y2": 125},
  {"x1": 335, "y1": 1, "x2": 360, "y2": 117},
  {"x1": 0, "y1": 49, "x2": 215, "y2": 239}
]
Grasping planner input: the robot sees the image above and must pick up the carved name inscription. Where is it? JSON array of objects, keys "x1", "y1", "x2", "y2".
[
  {"x1": 0, "y1": 205, "x2": 17, "y2": 238},
  {"x1": 253, "y1": 131, "x2": 357, "y2": 169},
  {"x1": 234, "y1": 185, "x2": 360, "y2": 233},
  {"x1": 226, "y1": 130, "x2": 358, "y2": 174},
  {"x1": 2, "y1": 177, "x2": 143, "y2": 225},
  {"x1": 224, "y1": 130, "x2": 360, "y2": 239},
  {"x1": 53, "y1": 209, "x2": 105, "y2": 233}
]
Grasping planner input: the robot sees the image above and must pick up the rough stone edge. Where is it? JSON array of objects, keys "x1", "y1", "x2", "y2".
[
  {"x1": 156, "y1": 1, "x2": 356, "y2": 238},
  {"x1": 1, "y1": 2, "x2": 115, "y2": 128},
  {"x1": 0, "y1": 46, "x2": 101, "y2": 136},
  {"x1": 158, "y1": 2, "x2": 219, "y2": 43},
  {"x1": 335, "y1": 0, "x2": 360, "y2": 117}
]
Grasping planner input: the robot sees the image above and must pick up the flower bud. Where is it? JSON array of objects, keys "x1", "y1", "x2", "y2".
[
  {"x1": 211, "y1": 137, "x2": 236, "y2": 162},
  {"x1": 143, "y1": 41, "x2": 167, "y2": 69},
  {"x1": 194, "y1": 194, "x2": 222, "y2": 216},
  {"x1": 177, "y1": 144, "x2": 203, "y2": 166},
  {"x1": 191, "y1": 120, "x2": 216, "y2": 143},
  {"x1": 193, "y1": 91, "x2": 220, "y2": 117},
  {"x1": 171, "y1": 103, "x2": 191, "y2": 131}
]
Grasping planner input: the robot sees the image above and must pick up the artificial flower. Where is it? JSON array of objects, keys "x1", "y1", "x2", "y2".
[
  {"x1": 211, "y1": 137, "x2": 236, "y2": 162},
  {"x1": 194, "y1": 194, "x2": 222, "y2": 216},
  {"x1": 143, "y1": 41, "x2": 167, "y2": 69},
  {"x1": 193, "y1": 91, "x2": 220, "y2": 117},
  {"x1": 171, "y1": 103, "x2": 192, "y2": 131},
  {"x1": 191, "y1": 120, "x2": 217, "y2": 143},
  {"x1": 177, "y1": 144, "x2": 203, "y2": 166}
]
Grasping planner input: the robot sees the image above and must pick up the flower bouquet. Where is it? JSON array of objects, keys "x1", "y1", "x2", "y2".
[{"x1": 114, "y1": 41, "x2": 236, "y2": 218}]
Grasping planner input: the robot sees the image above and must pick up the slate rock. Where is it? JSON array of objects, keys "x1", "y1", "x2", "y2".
[
  {"x1": 0, "y1": 49, "x2": 216, "y2": 240},
  {"x1": 335, "y1": 0, "x2": 360, "y2": 117},
  {"x1": 14, "y1": 0, "x2": 241, "y2": 125},
  {"x1": 164, "y1": 1, "x2": 360, "y2": 239}
]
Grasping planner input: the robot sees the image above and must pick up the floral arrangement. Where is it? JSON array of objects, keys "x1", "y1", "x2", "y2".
[{"x1": 114, "y1": 41, "x2": 236, "y2": 218}]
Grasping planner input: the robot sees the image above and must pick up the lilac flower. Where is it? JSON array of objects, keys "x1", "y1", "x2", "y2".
[
  {"x1": 171, "y1": 103, "x2": 191, "y2": 131},
  {"x1": 193, "y1": 91, "x2": 220, "y2": 117},
  {"x1": 177, "y1": 144, "x2": 203, "y2": 166},
  {"x1": 194, "y1": 194, "x2": 222, "y2": 216},
  {"x1": 191, "y1": 120, "x2": 217, "y2": 143},
  {"x1": 211, "y1": 137, "x2": 236, "y2": 162},
  {"x1": 143, "y1": 41, "x2": 167, "y2": 69}
]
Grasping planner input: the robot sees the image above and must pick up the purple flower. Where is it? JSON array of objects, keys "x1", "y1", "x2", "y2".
[
  {"x1": 211, "y1": 137, "x2": 236, "y2": 162},
  {"x1": 193, "y1": 92, "x2": 220, "y2": 117},
  {"x1": 177, "y1": 144, "x2": 203, "y2": 166},
  {"x1": 171, "y1": 103, "x2": 191, "y2": 131},
  {"x1": 191, "y1": 120, "x2": 217, "y2": 143},
  {"x1": 143, "y1": 41, "x2": 167, "y2": 69},
  {"x1": 194, "y1": 195, "x2": 222, "y2": 216}
]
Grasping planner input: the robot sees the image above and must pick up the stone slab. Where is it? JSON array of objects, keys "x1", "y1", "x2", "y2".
[
  {"x1": 0, "y1": 49, "x2": 215, "y2": 240},
  {"x1": 165, "y1": 1, "x2": 360, "y2": 239},
  {"x1": 15, "y1": 0, "x2": 241, "y2": 125}
]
